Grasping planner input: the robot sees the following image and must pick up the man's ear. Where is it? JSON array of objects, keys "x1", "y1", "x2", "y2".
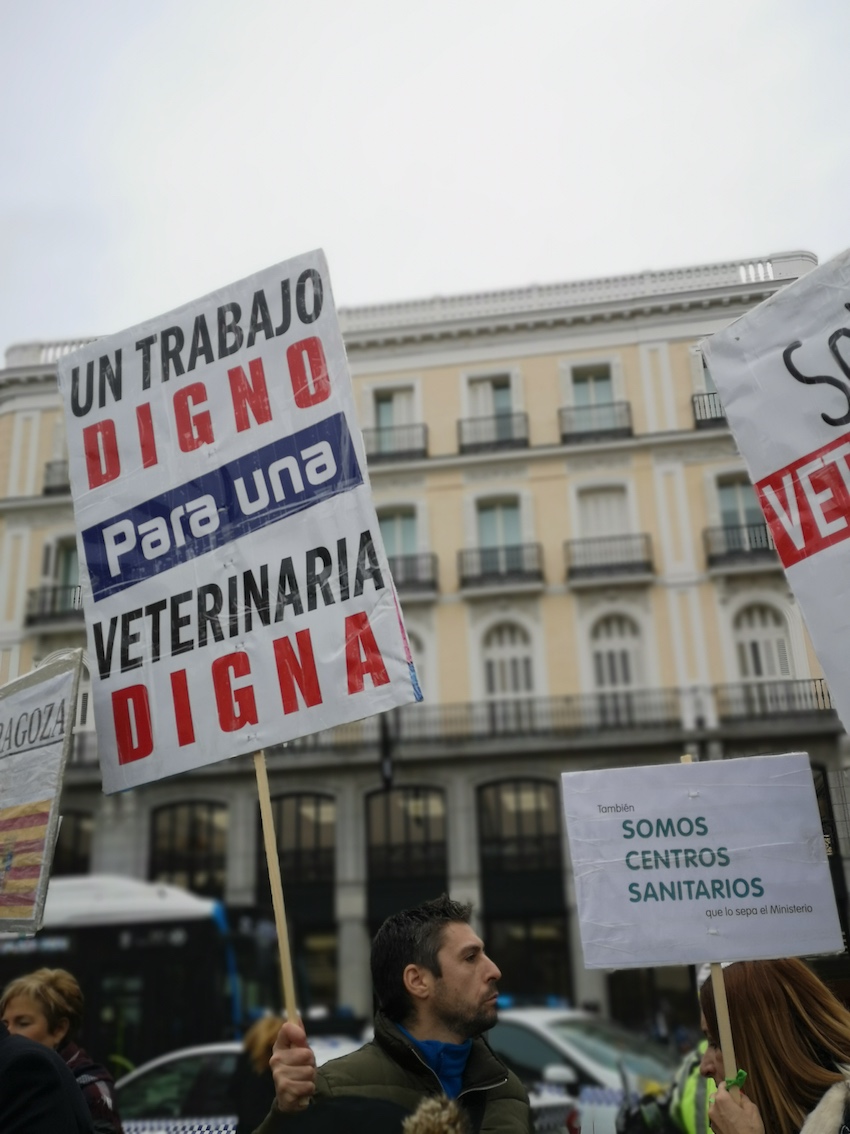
[{"x1": 403, "y1": 963, "x2": 434, "y2": 1003}]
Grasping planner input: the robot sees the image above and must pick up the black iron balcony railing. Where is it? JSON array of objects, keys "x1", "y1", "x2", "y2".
[
  {"x1": 26, "y1": 585, "x2": 83, "y2": 624},
  {"x1": 565, "y1": 533, "x2": 654, "y2": 580},
  {"x1": 42, "y1": 459, "x2": 70, "y2": 494},
  {"x1": 704, "y1": 522, "x2": 776, "y2": 567},
  {"x1": 559, "y1": 399, "x2": 634, "y2": 442},
  {"x1": 458, "y1": 412, "x2": 529, "y2": 454},
  {"x1": 387, "y1": 553, "x2": 439, "y2": 593},
  {"x1": 692, "y1": 392, "x2": 726, "y2": 428},
  {"x1": 362, "y1": 423, "x2": 428, "y2": 462},
  {"x1": 458, "y1": 543, "x2": 543, "y2": 587},
  {"x1": 286, "y1": 688, "x2": 686, "y2": 751},
  {"x1": 716, "y1": 678, "x2": 834, "y2": 720},
  {"x1": 559, "y1": 401, "x2": 633, "y2": 444}
]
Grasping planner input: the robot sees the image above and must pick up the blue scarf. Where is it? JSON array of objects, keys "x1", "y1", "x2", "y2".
[{"x1": 397, "y1": 1024, "x2": 472, "y2": 1100}]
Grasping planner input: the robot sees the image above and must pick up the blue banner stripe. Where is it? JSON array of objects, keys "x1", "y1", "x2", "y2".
[{"x1": 82, "y1": 412, "x2": 363, "y2": 601}]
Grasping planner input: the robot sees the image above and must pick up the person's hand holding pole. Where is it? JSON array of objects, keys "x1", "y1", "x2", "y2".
[
  {"x1": 708, "y1": 1083, "x2": 765, "y2": 1134},
  {"x1": 270, "y1": 1020, "x2": 317, "y2": 1113}
]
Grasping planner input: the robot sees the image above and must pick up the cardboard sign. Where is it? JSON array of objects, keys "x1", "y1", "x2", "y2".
[
  {"x1": 0, "y1": 652, "x2": 82, "y2": 934},
  {"x1": 701, "y1": 251, "x2": 850, "y2": 731},
  {"x1": 561, "y1": 753, "x2": 843, "y2": 968},
  {"x1": 57, "y1": 250, "x2": 421, "y2": 793}
]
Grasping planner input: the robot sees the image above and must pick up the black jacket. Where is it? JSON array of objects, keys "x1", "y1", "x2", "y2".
[
  {"x1": 255, "y1": 1012, "x2": 532, "y2": 1134},
  {"x1": 0, "y1": 1020, "x2": 94, "y2": 1133}
]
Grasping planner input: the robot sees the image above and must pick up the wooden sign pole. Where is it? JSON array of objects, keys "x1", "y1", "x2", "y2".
[
  {"x1": 254, "y1": 750, "x2": 300, "y2": 1025},
  {"x1": 710, "y1": 962, "x2": 740, "y2": 1098},
  {"x1": 680, "y1": 754, "x2": 740, "y2": 1098}
]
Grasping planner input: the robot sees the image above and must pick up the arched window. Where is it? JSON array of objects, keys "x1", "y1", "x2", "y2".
[
  {"x1": 591, "y1": 614, "x2": 642, "y2": 689},
  {"x1": 149, "y1": 802, "x2": 227, "y2": 897},
  {"x1": 367, "y1": 787, "x2": 446, "y2": 880},
  {"x1": 734, "y1": 604, "x2": 793, "y2": 680},
  {"x1": 252, "y1": 794, "x2": 337, "y2": 1012},
  {"x1": 53, "y1": 811, "x2": 93, "y2": 875},
  {"x1": 591, "y1": 614, "x2": 643, "y2": 726},
  {"x1": 256, "y1": 794, "x2": 335, "y2": 898},
  {"x1": 478, "y1": 780, "x2": 561, "y2": 873},
  {"x1": 483, "y1": 623, "x2": 533, "y2": 699},
  {"x1": 366, "y1": 787, "x2": 447, "y2": 932},
  {"x1": 477, "y1": 780, "x2": 570, "y2": 1002}
]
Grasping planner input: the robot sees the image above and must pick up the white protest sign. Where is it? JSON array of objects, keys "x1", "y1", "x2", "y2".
[
  {"x1": 561, "y1": 753, "x2": 842, "y2": 969},
  {"x1": 57, "y1": 250, "x2": 421, "y2": 793},
  {"x1": 0, "y1": 652, "x2": 82, "y2": 934},
  {"x1": 702, "y1": 251, "x2": 850, "y2": 731}
]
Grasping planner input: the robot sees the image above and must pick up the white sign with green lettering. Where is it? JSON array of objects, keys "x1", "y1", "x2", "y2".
[{"x1": 561, "y1": 753, "x2": 843, "y2": 968}]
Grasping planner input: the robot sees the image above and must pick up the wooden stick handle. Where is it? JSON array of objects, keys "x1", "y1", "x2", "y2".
[
  {"x1": 254, "y1": 750, "x2": 300, "y2": 1026},
  {"x1": 710, "y1": 962, "x2": 740, "y2": 1098}
]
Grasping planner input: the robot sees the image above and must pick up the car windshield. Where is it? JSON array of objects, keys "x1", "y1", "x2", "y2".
[{"x1": 547, "y1": 1017, "x2": 677, "y2": 1085}]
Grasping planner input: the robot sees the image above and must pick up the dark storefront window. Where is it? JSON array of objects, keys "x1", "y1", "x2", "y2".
[
  {"x1": 53, "y1": 811, "x2": 93, "y2": 875},
  {"x1": 149, "y1": 802, "x2": 227, "y2": 898},
  {"x1": 255, "y1": 794, "x2": 337, "y2": 1011},
  {"x1": 478, "y1": 779, "x2": 570, "y2": 1003},
  {"x1": 367, "y1": 787, "x2": 447, "y2": 930}
]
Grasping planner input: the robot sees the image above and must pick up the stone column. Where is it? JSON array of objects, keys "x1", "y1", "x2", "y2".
[{"x1": 335, "y1": 777, "x2": 371, "y2": 1016}]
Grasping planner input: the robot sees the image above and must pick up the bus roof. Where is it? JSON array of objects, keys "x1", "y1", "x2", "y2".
[{"x1": 41, "y1": 875, "x2": 218, "y2": 926}]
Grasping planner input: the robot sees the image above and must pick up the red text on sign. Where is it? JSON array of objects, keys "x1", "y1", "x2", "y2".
[{"x1": 756, "y1": 432, "x2": 850, "y2": 567}]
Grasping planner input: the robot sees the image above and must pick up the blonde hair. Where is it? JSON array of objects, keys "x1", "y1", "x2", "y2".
[
  {"x1": 0, "y1": 967, "x2": 84, "y2": 1042},
  {"x1": 402, "y1": 1096, "x2": 470, "y2": 1134},
  {"x1": 700, "y1": 958, "x2": 850, "y2": 1134},
  {"x1": 242, "y1": 1014, "x2": 284, "y2": 1075}
]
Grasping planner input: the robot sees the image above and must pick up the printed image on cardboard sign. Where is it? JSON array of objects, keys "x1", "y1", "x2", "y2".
[
  {"x1": 561, "y1": 753, "x2": 843, "y2": 969},
  {"x1": 0, "y1": 652, "x2": 81, "y2": 934},
  {"x1": 701, "y1": 251, "x2": 850, "y2": 734},
  {"x1": 57, "y1": 250, "x2": 421, "y2": 793},
  {"x1": 0, "y1": 800, "x2": 53, "y2": 920}
]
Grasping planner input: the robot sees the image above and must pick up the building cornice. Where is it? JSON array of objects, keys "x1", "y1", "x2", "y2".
[
  {"x1": 337, "y1": 251, "x2": 816, "y2": 349},
  {"x1": 1, "y1": 251, "x2": 816, "y2": 374}
]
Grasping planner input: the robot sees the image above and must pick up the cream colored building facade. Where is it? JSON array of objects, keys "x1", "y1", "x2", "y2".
[{"x1": 1, "y1": 250, "x2": 847, "y2": 1029}]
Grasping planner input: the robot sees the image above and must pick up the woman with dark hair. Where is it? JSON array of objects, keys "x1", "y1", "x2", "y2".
[
  {"x1": 0, "y1": 967, "x2": 123, "y2": 1134},
  {"x1": 699, "y1": 958, "x2": 850, "y2": 1134}
]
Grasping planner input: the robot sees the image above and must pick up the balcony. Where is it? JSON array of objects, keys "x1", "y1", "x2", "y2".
[
  {"x1": 276, "y1": 680, "x2": 837, "y2": 755},
  {"x1": 565, "y1": 534, "x2": 654, "y2": 585},
  {"x1": 42, "y1": 459, "x2": 70, "y2": 495},
  {"x1": 704, "y1": 522, "x2": 778, "y2": 571},
  {"x1": 716, "y1": 679, "x2": 834, "y2": 721},
  {"x1": 692, "y1": 392, "x2": 726, "y2": 428},
  {"x1": 458, "y1": 412, "x2": 529, "y2": 454},
  {"x1": 362, "y1": 423, "x2": 428, "y2": 462},
  {"x1": 559, "y1": 401, "x2": 632, "y2": 444},
  {"x1": 387, "y1": 553, "x2": 438, "y2": 598},
  {"x1": 458, "y1": 543, "x2": 543, "y2": 590},
  {"x1": 25, "y1": 585, "x2": 83, "y2": 625}
]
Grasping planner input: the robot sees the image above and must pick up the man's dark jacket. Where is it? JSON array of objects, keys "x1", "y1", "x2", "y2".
[
  {"x1": 0, "y1": 1020, "x2": 94, "y2": 1133},
  {"x1": 254, "y1": 1011, "x2": 532, "y2": 1134}
]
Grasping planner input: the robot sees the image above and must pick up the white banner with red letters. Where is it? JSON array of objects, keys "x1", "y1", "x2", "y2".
[
  {"x1": 702, "y1": 249, "x2": 850, "y2": 732},
  {"x1": 0, "y1": 651, "x2": 81, "y2": 933},
  {"x1": 57, "y1": 250, "x2": 421, "y2": 793}
]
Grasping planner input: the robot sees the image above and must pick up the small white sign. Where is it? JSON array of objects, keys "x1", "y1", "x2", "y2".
[
  {"x1": 561, "y1": 753, "x2": 843, "y2": 969},
  {"x1": 702, "y1": 250, "x2": 850, "y2": 733},
  {"x1": 0, "y1": 652, "x2": 81, "y2": 934},
  {"x1": 57, "y1": 250, "x2": 421, "y2": 793}
]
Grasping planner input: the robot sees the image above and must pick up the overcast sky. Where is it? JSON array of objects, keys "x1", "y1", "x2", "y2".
[{"x1": 1, "y1": 0, "x2": 847, "y2": 360}]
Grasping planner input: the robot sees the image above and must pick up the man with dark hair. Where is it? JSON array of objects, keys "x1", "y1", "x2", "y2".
[{"x1": 254, "y1": 895, "x2": 532, "y2": 1134}]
